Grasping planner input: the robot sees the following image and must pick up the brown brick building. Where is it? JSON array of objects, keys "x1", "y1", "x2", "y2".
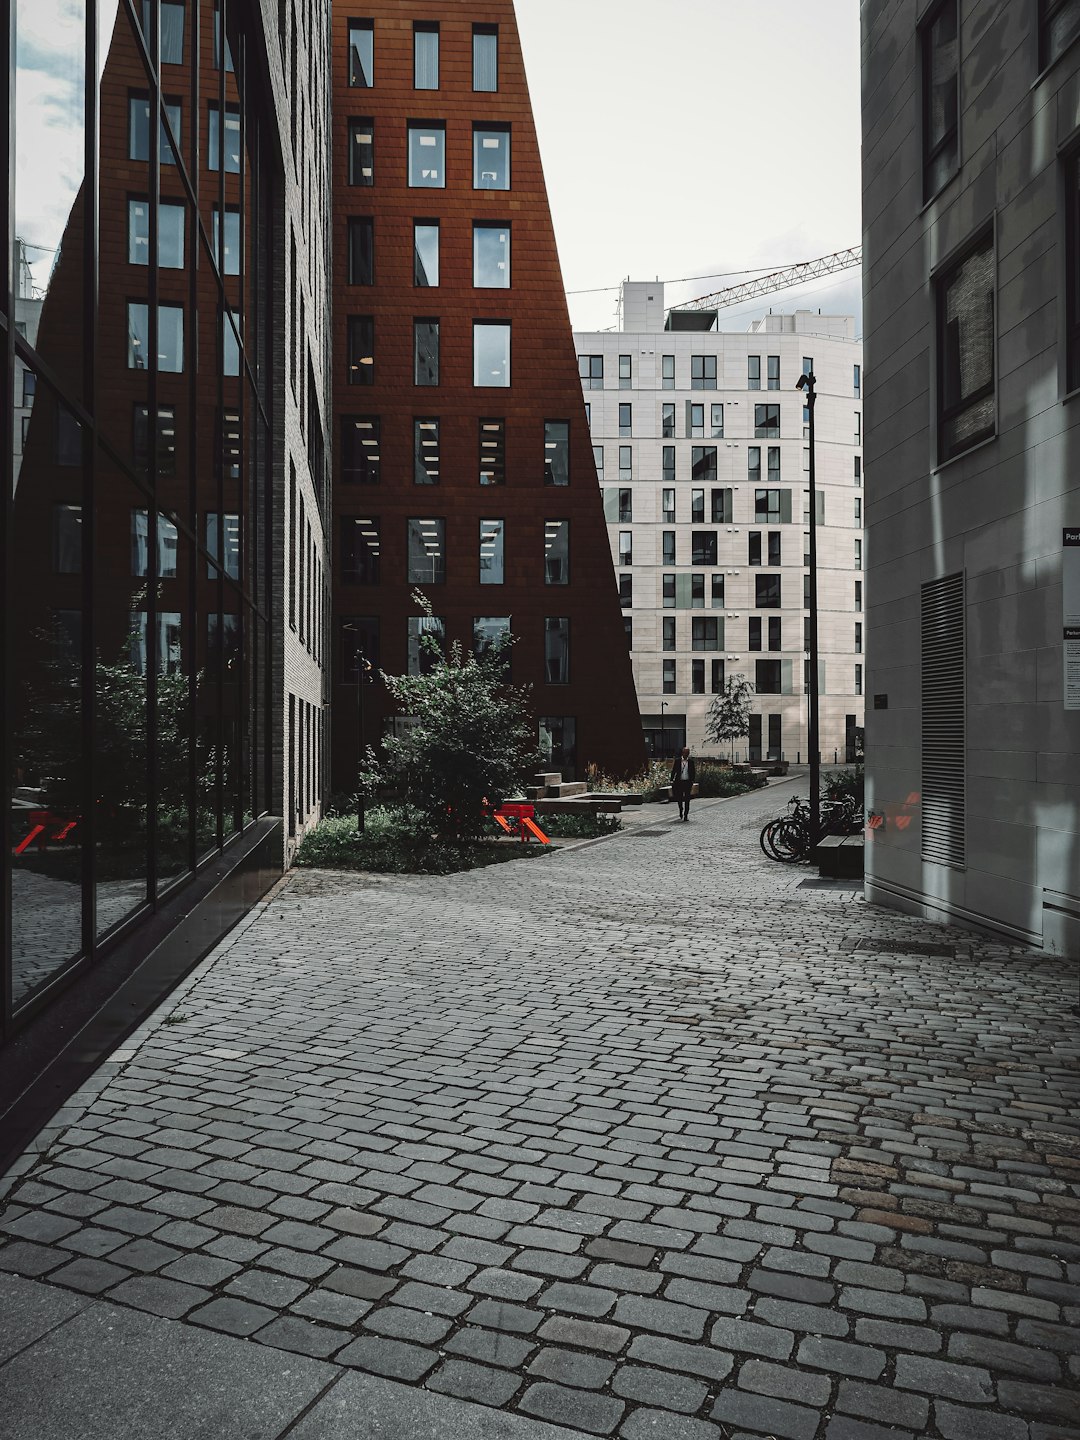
[{"x1": 329, "y1": 0, "x2": 644, "y2": 784}]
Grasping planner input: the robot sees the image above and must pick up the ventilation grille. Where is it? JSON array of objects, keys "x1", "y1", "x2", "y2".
[{"x1": 921, "y1": 572, "x2": 966, "y2": 868}]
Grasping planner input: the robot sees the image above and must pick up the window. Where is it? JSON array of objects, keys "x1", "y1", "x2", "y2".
[
  {"x1": 545, "y1": 618, "x2": 570, "y2": 684},
  {"x1": 408, "y1": 123, "x2": 445, "y2": 187},
  {"x1": 473, "y1": 24, "x2": 498, "y2": 90},
  {"x1": 408, "y1": 517, "x2": 445, "y2": 583},
  {"x1": 349, "y1": 119, "x2": 374, "y2": 184},
  {"x1": 340, "y1": 617, "x2": 380, "y2": 685},
  {"x1": 662, "y1": 531, "x2": 676, "y2": 565},
  {"x1": 414, "y1": 220, "x2": 439, "y2": 286},
  {"x1": 618, "y1": 488, "x2": 632, "y2": 523},
  {"x1": 803, "y1": 404, "x2": 811, "y2": 439},
  {"x1": 804, "y1": 574, "x2": 811, "y2": 607},
  {"x1": 691, "y1": 355, "x2": 716, "y2": 390},
  {"x1": 711, "y1": 404, "x2": 724, "y2": 438},
  {"x1": 748, "y1": 447, "x2": 761, "y2": 483},
  {"x1": 128, "y1": 199, "x2": 184, "y2": 268},
  {"x1": 213, "y1": 206, "x2": 240, "y2": 275},
  {"x1": 659, "y1": 659, "x2": 675, "y2": 694},
  {"x1": 131, "y1": 510, "x2": 178, "y2": 578},
  {"x1": 349, "y1": 20, "x2": 374, "y2": 86},
  {"x1": 768, "y1": 616, "x2": 782, "y2": 652},
  {"x1": 127, "y1": 302, "x2": 184, "y2": 372},
  {"x1": 711, "y1": 659, "x2": 724, "y2": 693},
  {"x1": 853, "y1": 363, "x2": 861, "y2": 397},
  {"x1": 618, "y1": 531, "x2": 633, "y2": 567},
  {"x1": 692, "y1": 531, "x2": 717, "y2": 566},
  {"x1": 804, "y1": 447, "x2": 811, "y2": 474},
  {"x1": 474, "y1": 617, "x2": 511, "y2": 668},
  {"x1": 855, "y1": 663, "x2": 864, "y2": 696},
  {"x1": 662, "y1": 446, "x2": 675, "y2": 482},
  {"x1": 855, "y1": 580, "x2": 863, "y2": 610},
  {"x1": 133, "y1": 405, "x2": 176, "y2": 475},
  {"x1": 754, "y1": 404, "x2": 780, "y2": 438},
  {"x1": 749, "y1": 616, "x2": 762, "y2": 651},
  {"x1": 593, "y1": 444, "x2": 604, "y2": 476},
  {"x1": 922, "y1": 0, "x2": 959, "y2": 200},
  {"x1": 141, "y1": 0, "x2": 185, "y2": 62},
  {"x1": 1040, "y1": 0, "x2": 1080, "y2": 68},
  {"x1": 662, "y1": 354, "x2": 675, "y2": 389},
  {"x1": 129, "y1": 95, "x2": 181, "y2": 163},
  {"x1": 544, "y1": 421, "x2": 569, "y2": 485},
  {"x1": 208, "y1": 103, "x2": 240, "y2": 172},
  {"x1": 619, "y1": 446, "x2": 632, "y2": 482},
  {"x1": 755, "y1": 488, "x2": 791, "y2": 523},
  {"x1": 205, "y1": 512, "x2": 240, "y2": 580},
  {"x1": 545, "y1": 520, "x2": 569, "y2": 584},
  {"x1": 663, "y1": 617, "x2": 676, "y2": 651},
  {"x1": 749, "y1": 531, "x2": 762, "y2": 567},
  {"x1": 414, "y1": 318, "x2": 439, "y2": 386},
  {"x1": 938, "y1": 231, "x2": 995, "y2": 461},
  {"x1": 474, "y1": 223, "x2": 510, "y2": 288},
  {"x1": 711, "y1": 574, "x2": 724, "y2": 609},
  {"x1": 21, "y1": 369, "x2": 35, "y2": 408},
  {"x1": 342, "y1": 416, "x2": 380, "y2": 484},
  {"x1": 767, "y1": 355, "x2": 780, "y2": 390},
  {"x1": 618, "y1": 575, "x2": 633, "y2": 609},
  {"x1": 688, "y1": 403, "x2": 704, "y2": 438},
  {"x1": 692, "y1": 617, "x2": 719, "y2": 651},
  {"x1": 348, "y1": 217, "x2": 374, "y2": 285},
  {"x1": 480, "y1": 419, "x2": 506, "y2": 485},
  {"x1": 692, "y1": 446, "x2": 717, "y2": 484},
  {"x1": 686, "y1": 489, "x2": 702, "y2": 525},
  {"x1": 341, "y1": 517, "x2": 380, "y2": 584},
  {"x1": 854, "y1": 412, "x2": 861, "y2": 444},
  {"x1": 408, "y1": 616, "x2": 445, "y2": 675},
  {"x1": 474, "y1": 125, "x2": 510, "y2": 189},
  {"x1": 748, "y1": 355, "x2": 761, "y2": 390},
  {"x1": 480, "y1": 518, "x2": 505, "y2": 584},
  {"x1": 803, "y1": 356, "x2": 814, "y2": 377},
  {"x1": 662, "y1": 488, "x2": 676, "y2": 524},
  {"x1": 855, "y1": 538, "x2": 863, "y2": 570},
  {"x1": 756, "y1": 659, "x2": 782, "y2": 695},
  {"x1": 854, "y1": 456, "x2": 862, "y2": 485},
  {"x1": 756, "y1": 574, "x2": 781, "y2": 608},
  {"x1": 709, "y1": 489, "x2": 729, "y2": 523},
  {"x1": 348, "y1": 316, "x2": 374, "y2": 384},
  {"x1": 692, "y1": 661, "x2": 705, "y2": 695},
  {"x1": 662, "y1": 575, "x2": 676, "y2": 609},
  {"x1": 855, "y1": 621, "x2": 863, "y2": 654},
  {"x1": 766, "y1": 448, "x2": 779, "y2": 486},
  {"x1": 414, "y1": 22, "x2": 438, "y2": 89},
  {"x1": 213, "y1": 1, "x2": 234, "y2": 70},
  {"x1": 585, "y1": 404, "x2": 592, "y2": 428},
  {"x1": 855, "y1": 497, "x2": 862, "y2": 524},
  {"x1": 618, "y1": 403, "x2": 632, "y2": 437},
  {"x1": 578, "y1": 354, "x2": 603, "y2": 389},
  {"x1": 768, "y1": 532, "x2": 781, "y2": 566},
  {"x1": 619, "y1": 354, "x2": 632, "y2": 389},
  {"x1": 57, "y1": 405, "x2": 81, "y2": 466},
  {"x1": 474, "y1": 322, "x2": 510, "y2": 386},
  {"x1": 661, "y1": 403, "x2": 676, "y2": 438},
  {"x1": 414, "y1": 418, "x2": 440, "y2": 483},
  {"x1": 51, "y1": 505, "x2": 82, "y2": 574},
  {"x1": 222, "y1": 311, "x2": 240, "y2": 376}
]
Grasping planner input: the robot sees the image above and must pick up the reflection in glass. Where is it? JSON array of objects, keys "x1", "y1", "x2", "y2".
[
  {"x1": 473, "y1": 126, "x2": 510, "y2": 189},
  {"x1": 409, "y1": 124, "x2": 445, "y2": 187},
  {"x1": 341, "y1": 416, "x2": 380, "y2": 483},
  {"x1": 539, "y1": 716, "x2": 576, "y2": 778},
  {"x1": 348, "y1": 217, "x2": 374, "y2": 285},
  {"x1": 474, "y1": 322, "x2": 510, "y2": 387},
  {"x1": 479, "y1": 418, "x2": 505, "y2": 485},
  {"x1": 414, "y1": 418, "x2": 440, "y2": 483},
  {"x1": 340, "y1": 615, "x2": 380, "y2": 683},
  {"x1": 131, "y1": 509, "x2": 179, "y2": 577},
  {"x1": 414, "y1": 319, "x2": 439, "y2": 386},
  {"x1": 544, "y1": 421, "x2": 569, "y2": 485},
  {"x1": 206, "y1": 513, "x2": 241, "y2": 579},
  {"x1": 141, "y1": 0, "x2": 185, "y2": 62},
  {"x1": 349, "y1": 20, "x2": 373, "y2": 86},
  {"x1": 479, "y1": 518, "x2": 505, "y2": 584},
  {"x1": 545, "y1": 519, "x2": 569, "y2": 585},
  {"x1": 407, "y1": 615, "x2": 445, "y2": 675},
  {"x1": 129, "y1": 95, "x2": 181, "y2": 163},
  {"x1": 474, "y1": 616, "x2": 510, "y2": 665},
  {"x1": 134, "y1": 405, "x2": 177, "y2": 475},
  {"x1": 128, "y1": 199, "x2": 185, "y2": 268},
  {"x1": 544, "y1": 618, "x2": 570, "y2": 684},
  {"x1": 349, "y1": 119, "x2": 374, "y2": 184},
  {"x1": 209, "y1": 103, "x2": 241, "y2": 172},
  {"x1": 348, "y1": 315, "x2": 375, "y2": 383},
  {"x1": 222, "y1": 312, "x2": 240, "y2": 375},
  {"x1": 52, "y1": 504, "x2": 83, "y2": 573},
  {"x1": 473, "y1": 224, "x2": 510, "y2": 288},
  {"x1": 127, "y1": 302, "x2": 184, "y2": 372},
  {"x1": 473, "y1": 25, "x2": 498, "y2": 91},
  {"x1": 414, "y1": 222, "x2": 439, "y2": 286},
  {"x1": 340, "y1": 517, "x2": 380, "y2": 583},
  {"x1": 213, "y1": 207, "x2": 240, "y2": 275},
  {"x1": 407, "y1": 517, "x2": 445, "y2": 584}
]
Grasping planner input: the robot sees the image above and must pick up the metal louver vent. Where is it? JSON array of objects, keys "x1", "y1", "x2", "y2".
[{"x1": 921, "y1": 571, "x2": 966, "y2": 868}]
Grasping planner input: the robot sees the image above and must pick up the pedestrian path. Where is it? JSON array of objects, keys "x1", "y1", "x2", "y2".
[{"x1": 1, "y1": 781, "x2": 1077, "y2": 1439}]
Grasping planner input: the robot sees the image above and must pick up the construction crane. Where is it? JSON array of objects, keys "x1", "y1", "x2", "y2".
[{"x1": 673, "y1": 247, "x2": 862, "y2": 314}]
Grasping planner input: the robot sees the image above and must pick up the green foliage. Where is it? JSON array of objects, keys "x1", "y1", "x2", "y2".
[
  {"x1": 694, "y1": 762, "x2": 769, "y2": 797},
  {"x1": 358, "y1": 593, "x2": 541, "y2": 839},
  {"x1": 704, "y1": 675, "x2": 755, "y2": 757},
  {"x1": 540, "y1": 811, "x2": 621, "y2": 838},
  {"x1": 295, "y1": 807, "x2": 550, "y2": 874},
  {"x1": 826, "y1": 767, "x2": 865, "y2": 806}
]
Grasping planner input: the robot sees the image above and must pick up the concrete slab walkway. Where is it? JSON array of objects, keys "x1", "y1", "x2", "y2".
[{"x1": 1, "y1": 779, "x2": 1078, "y2": 1439}]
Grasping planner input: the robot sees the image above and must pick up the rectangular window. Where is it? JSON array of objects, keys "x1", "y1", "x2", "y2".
[
  {"x1": 127, "y1": 302, "x2": 184, "y2": 372},
  {"x1": 711, "y1": 488, "x2": 731, "y2": 523},
  {"x1": 692, "y1": 660, "x2": 705, "y2": 695},
  {"x1": 473, "y1": 24, "x2": 498, "y2": 91},
  {"x1": 749, "y1": 616, "x2": 762, "y2": 651},
  {"x1": 688, "y1": 403, "x2": 704, "y2": 438},
  {"x1": 474, "y1": 322, "x2": 510, "y2": 387},
  {"x1": 767, "y1": 355, "x2": 780, "y2": 390},
  {"x1": 855, "y1": 663, "x2": 864, "y2": 696},
  {"x1": 545, "y1": 618, "x2": 570, "y2": 684},
  {"x1": 662, "y1": 445, "x2": 675, "y2": 482},
  {"x1": 690, "y1": 574, "x2": 705, "y2": 608},
  {"x1": 349, "y1": 20, "x2": 374, "y2": 86},
  {"x1": 691, "y1": 355, "x2": 716, "y2": 390},
  {"x1": 208, "y1": 511, "x2": 239, "y2": 581},
  {"x1": 141, "y1": 0, "x2": 185, "y2": 62},
  {"x1": 692, "y1": 531, "x2": 717, "y2": 566},
  {"x1": 711, "y1": 659, "x2": 724, "y2": 693},
  {"x1": 545, "y1": 520, "x2": 569, "y2": 584},
  {"x1": 348, "y1": 315, "x2": 375, "y2": 384},
  {"x1": 222, "y1": 310, "x2": 240, "y2": 377},
  {"x1": 480, "y1": 419, "x2": 506, "y2": 485},
  {"x1": 593, "y1": 444, "x2": 604, "y2": 476},
  {"x1": 349, "y1": 118, "x2": 374, "y2": 185},
  {"x1": 474, "y1": 223, "x2": 510, "y2": 288},
  {"x1": 711, "y1": 574, "x2": 724, "y2": 609},
  {"x1": 755, "y1": 488, "x2": 791, "y2": 524},
  {"x1": 414, "y1": 22, "x2": 439, "y2": 88},
  {"x1": 342, "y1": 416, "x2": 380, "y2": 484},
  {"x1": 854, "y1": 412, "x2": 861, "y2": 444},
  {"x1": 754, "y1": 404, "x2": 780, "y2": 438},
  {"x1": 618, "y1": 574, "x2": 633, "y2": 609},
  {"x1": 619, "y1": 354, "x2": 632, "y2": 388},
  {"x1": 618, "y1": 531, "x2": 633, "y2": 567},
  {"x1": 578, "y1": 354, "x2": 603, "y2": 389},
  {"x1": 855, "y1": 621, "x2": 863, "y2": 654},
  {"x1": 414, "y1": 220, "x2": 439, "y2": 286},
  {"x1": 756, "y1": 574, "x2": 781, "y2": 608},
  {"x1": 409, "y1": 122, "x2": 445, "y2": 187},
  {"x1": 212, "y1": 206, "x2": 240, "y2": 275},
  {"x1": 768, "y1": 532, "x2": 781, "y2": 566},
  {"x1": 853, "y1": 363, "x2": 861, "y2": 397},
  {"x1": 663, "y1": 659, "x2": 677, "y2": 694},
  {"x1": 711, "y1": 404, "x2": 724, "y2": 438},
  {"x1": 128, "y1": 94, "x2": 181, "y2": 163},
  {"x1": 619, "y1": 446, "x2": 632, "y2": 482},
  {"x1": 662, "y1": 531, "x2": 676, "y2": 565},
  {"x1": 855, "y1": 538, "x2": 863, "y2": 570},
  {"x1": 474, "y1": 616, "x2": 511, "y2": 667},
  {"x1": 691, "y1": 446, "x2": 717, "y2": 484},
  {"x1": 348, "y1": 217, "x2": 374, "y2": 284},
  {"x1": 618, "y1": 403, "x2": 632, "y2": 437},
  {"x1": 128, "y1": 198, "x2": 184, "y2": 268},
  {"x1": 937, "y1": 231, "x2": 995, "y2": 461},
  {"x1": 474, "y1": 125, "x2": 510, "y2": 189},
  {"x1": 480, "y1": 518, "x2": 505, "y2": 584},
  {"x1": 51, "y1": 505, "x2": 82, "y2": 573},
  {"x1": 661, "y1": 403, "x2": 675, "y2": 438},
  {"x1": 662, "y1": 354, "x2": 675, "y2": 389},
  {"x1": 749, "y1": 531, "x2": 762, "y2": 567},
  {"x1": 618, "y1": 488, "x2": 632, "y2": 523},
  {"x1": 768, "y1": 616, "x2": 782, "y2": 652},
  {"x1": 748, "y1": 446, "x2": 761, "y2": 483},
  {"x1": 133, "y1": 404, "x2": 176, "y2": 475},
  {"x1": 408, "y1": 517, "x2": 445, "y2": 584},
  {"x1": 341, "y1": 517, "x2": 380, "y2": 584},
  {"x1": 663, "y1": 574, "x2": 676, "y2": 609},
  {"x1": 854, "y1": 455, "x2": 862, "y2": 485},
  {"x1": 855, "y1": 580, "x2": 863, "y2": 610},
  {"x1": 748, "y1": 355, "x2": 761, "y2": 390},
  {"x1": 855, "y1": 497, "x2": 862, "y2": 523},
  {"x1": 756, "y1": 659, "x2": 782, "y2": 694},
  {"x1": 544, "y1": 420, "x2": 569, "y2": 485},
  {"x1": 922, "y1": 0, "x2": 959, "y2": 200},
  {"x1": 340, "y1": 617, "x2": 380, "y2": 685},
  {"x1": 408, "y1": 616, "x2": 445, "y2": 675},
  {"x1": 663, "y1": 617, "x2": 676, "y2": 651},
  {"x1": 803, "y1": 356, "x2": 814, "y2": 376},
  {"x1": 208, "y1": 103, "x2": 240, "y2": 172},
  {"x1": 662, "y1": 488, "x2": 675, "y2": 524},
  {"x1": 768, "y1": 447, "x2": 780, "y2": 483},
  {"x1": 414, "y1": 318, "x2": 439, "y2": 386},
  {"x1": 692, "y1": 617, "x2": 719, "y2": 652},
  {"x1": 414, "y1": 417, "x2": 440, "y2": 483},
  {"x1": 131, "y1": 510, "x2": 178, "y2": 578}
]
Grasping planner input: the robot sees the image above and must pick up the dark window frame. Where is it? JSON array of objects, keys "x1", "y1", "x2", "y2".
[
  {"x1": 935, "y1": 226, "x2": 996, "y2": 463},
  {"x1": 921, "y1": 0, "x2": 960, "y2": 202}
]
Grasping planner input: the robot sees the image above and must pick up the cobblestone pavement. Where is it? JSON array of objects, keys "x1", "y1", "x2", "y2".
[{"x1": 2, "y1": 779, "x2": 1079, "y2": 1439}]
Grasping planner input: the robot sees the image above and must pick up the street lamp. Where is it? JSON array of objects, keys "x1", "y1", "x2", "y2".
[
  {"x1": 660, "y1": 700, "x2": 668, "y2": 759},
  {"x1": 796, "y1": 369, "x2": 821, "y2": 852}
]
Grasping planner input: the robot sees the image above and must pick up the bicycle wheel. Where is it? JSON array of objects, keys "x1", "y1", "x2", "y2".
[
  {"x1": 770, "y1": 818, "x2": 808, "y2": 862},
  {"x1": 760, "y1": 820, "x2": 782, "y2": 859}
]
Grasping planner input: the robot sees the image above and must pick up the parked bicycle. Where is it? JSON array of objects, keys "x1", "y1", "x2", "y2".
[{"x1": 760, "y1": 793, "x2": 863, "y2": 863}]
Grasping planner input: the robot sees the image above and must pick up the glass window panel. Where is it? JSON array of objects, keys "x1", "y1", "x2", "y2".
[
  {"x1": 408, "y1": 517, "x2": 446, "y2": 584},
  {"x1": 129, "y1": 96, "x2": 181, "y2": 164},
  {"x1": 711, "y1": 404, "x2": 724, "y2": 437},
  {"x1": 414, "y1": 23, "x2": 439, "y2": 88},
  {"x1": 754, "y1": 404, "x2": 780, "y2": 438},
  {"x1": 545, "y1": 520, "x2": 569, "y2": 584},
  {"x1": 414, "y1": 417, "x2": 440, "y2": 483},
  {"x1": 206, "y1": 513, "x2": 240, "y2": 579},
  {"x1": 208, "y1": 104, "x2": 240, "y2": 172},
  {"x1": 348, "y1": 315, "x2": 374, "y2": 384},
  {"x1": 544, "y1": 421, "x2": 569, "y2": 485},
  {"x1": 767, "y1": 355, "x2": 780, "y2": 390},
  {"x1": 141, "y1": 0, "x2": 185, "y2": 62},
  {"x1": 222, "y1": 312, "x2": 240, "y2": 376},
  {"x1": 349, "y1": 20, "x2": 374, "y2": 86},
  {"x1": 408, "y1": 616, "x2": 445, "y2": 675},
  {"x1": 212, "y1": 206, "x2": 240, "y2": 275},
  {"x1": 414, "y1": 221, "x2": 439, "y2": 286},
  {"x1": 339, "y1": 616, "x2": 380, "y2": 684},
  {"x1": 474, "y1": 125, "x2": 510, "y2": 189},
  {"x1": 662, "y1": 488, "x2": 675, "y2": 523},
  {"x1": 480, "y1": 419, "x2": 506, "y2": 485},
  {"x1": 349, "y1": 119, "x2": 374, "y2": 184},
  {"x1": 340, "y1": 516, "x2": 381, "y2": 583},
  {"x1": 133, "y1": 405, "x2": 177, "y2": 476},
  {"x1": 348, "y1": 217, "x2": 374, "y2": 284},
  {"x1": 409, "y1": 123, "x2": 445, "y2": 187},
  {"x1": 474, "y1": 616, "x2": 510, "y2": 663},
  {"x1": 618, "y1": 530, "x2": 633, "y2": 567},
  {"x1": 130, "y1": 510, "x2": 178, "y2": 577},
  {"x1": 544, "y1": 618, "x2": 570, "y2": 684},
  {"x1": 748, "y1": 355, "x2": 761, "y2": 389},
  {"x1": 414, "y1": 319, "x2": 439, "y2": 386},
  {"x1": 479, "y1": 518, "x2": 505, "y2": 584},
  {"x1": 473, "y1": 25, "x2": 498, "y2": 90},
  {"x1": 474, "y1": 322, "x2": 510, "y2": 387},
  {"x1": 938, "y1": 232, "x2": 995, "y2": 460},
  {"x1": 342, "y1": 416, "x2": 380, "y2": 484},
  {"x1": 127, "y1": 303, "x2": 184, "y2": 372},
  {"x1": 662, "y1": 354, "x2": 675, "y2": 389},
  {"x1": 128, "y1": 199, "x2": 185, "y2": 268},
  {"x1": 473, "y1": 223, "x2": 511, "y2": 288}
]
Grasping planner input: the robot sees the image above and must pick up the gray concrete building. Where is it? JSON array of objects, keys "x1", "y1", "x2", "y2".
[{"x1": 862, "y1": 0, "x2": 1080, "y2": 953}]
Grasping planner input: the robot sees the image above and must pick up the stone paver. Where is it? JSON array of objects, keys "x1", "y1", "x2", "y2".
[{"x1": 2, "y1": 778, "x2": 1078, "y2": 1438}]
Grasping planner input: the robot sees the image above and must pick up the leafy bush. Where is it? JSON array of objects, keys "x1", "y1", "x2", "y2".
[
  {"x1": 695, "y1": 763, "x2": 769, "y2": 797},
  {"x1": 295, "y1": 807, "x2": 550, "y2": 875},
  {"x1": 826, "y1": 767, "x2": 865, "y2": 806},
  {"x1": 540, "y1": 811, "x2": 621, "y2": 839}
]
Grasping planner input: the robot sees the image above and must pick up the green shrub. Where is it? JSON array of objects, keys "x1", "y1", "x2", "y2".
[
  {"x1": 540, "y1": 811, "x2": 621, "y2": 839},
  {"x1": 826, "y1": 767, "x2": 865, "y2": 806},
  {"x1": 695, "y1": 764, "x2": 769, "y2": 797},
  {"x1": 295, "y1": 807, "x2": 550, "y2": 875}
]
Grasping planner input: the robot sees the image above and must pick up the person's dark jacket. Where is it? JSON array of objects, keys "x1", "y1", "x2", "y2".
[{"x1": 670, "y1": 756, "x2": 696, "y2": 788}]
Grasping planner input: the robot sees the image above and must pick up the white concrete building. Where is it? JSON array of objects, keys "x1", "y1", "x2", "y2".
[
  {"x1": 862, "y1": 0, "x2": 1080, "y2": 955},
  {"x1": 576, "y1": 283, "x2": 865, "y2": 763}
]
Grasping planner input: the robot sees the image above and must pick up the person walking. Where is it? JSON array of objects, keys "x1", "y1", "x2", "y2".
[{"x1": 670, "y1": 746, "x2": 696, "y2": 822}]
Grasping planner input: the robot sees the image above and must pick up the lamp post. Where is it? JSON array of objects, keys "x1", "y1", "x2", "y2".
[
  {"x1": 796, "y1": 369, "x2": 821, "y2": 851},
  {"x1": 660, "y1": 700, "x2": 668, "y2": 759}
]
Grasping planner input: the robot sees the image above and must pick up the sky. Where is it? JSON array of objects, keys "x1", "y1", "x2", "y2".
[{"x1": 515, "y1": 0, "x2": 863, "y2": 336}]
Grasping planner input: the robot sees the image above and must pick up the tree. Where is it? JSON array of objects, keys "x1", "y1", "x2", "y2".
[
  {"x1": 705, "y1": 674, "x2": 755, "y2": 760},
  {"x1": 358, "y1": 593, "x2": 541, "y2": 839}
]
